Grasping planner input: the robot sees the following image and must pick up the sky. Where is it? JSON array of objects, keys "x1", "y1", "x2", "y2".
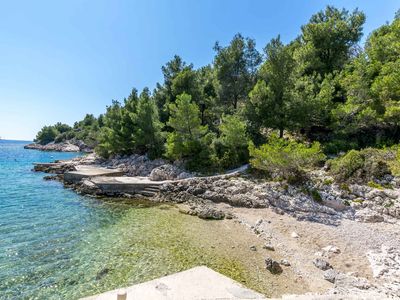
[{"x1": 0, "y1": 0, "x2": 399, "y2": 141}]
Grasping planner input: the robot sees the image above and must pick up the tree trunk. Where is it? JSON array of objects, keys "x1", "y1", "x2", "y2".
[{"x1": 279, "y1": 128, "x2": 284, "y2": 138}]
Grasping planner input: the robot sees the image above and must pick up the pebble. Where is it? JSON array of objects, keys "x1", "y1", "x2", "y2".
[
  {"x1": 291, "y1": 232, "x2": 299, "y2": 238},
  {"x1": 280, "y1": 259, "x2": 291, "y2": 266},
  {"x1": 313, "y1": 258, "x2": 333, "y2": 270},
  {"x1": 263, "y1": 244, "x2": 275, "y2": 251}
]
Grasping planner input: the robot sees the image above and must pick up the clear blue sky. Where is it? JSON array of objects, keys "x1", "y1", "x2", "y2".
[{"x1": 0, "y1": 0, "x2": 398, "y2": 140}]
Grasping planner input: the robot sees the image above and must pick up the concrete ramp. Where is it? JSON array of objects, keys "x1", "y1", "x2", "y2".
[
  {"x1": 90, "y1": 176, "x2": 169, "y2": 196},
  {"x1": 80, "y1": 266, "x2": 266, "y2": 300},
  {"x1": 64, "y1": 166, "x2": 124, "y2": 184}
]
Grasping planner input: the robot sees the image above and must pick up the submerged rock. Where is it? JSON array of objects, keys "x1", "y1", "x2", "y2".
[{"x1": 95, "y1": 267, "x2": 110, "y2": 280}]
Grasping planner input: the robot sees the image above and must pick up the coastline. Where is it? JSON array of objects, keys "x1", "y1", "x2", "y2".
[
  {"x1": 32, "y1": 151, "x2": 400, "y2": 298},
  {"x1": 24, "y1": 140, "x2": 93, "y2": 153}
]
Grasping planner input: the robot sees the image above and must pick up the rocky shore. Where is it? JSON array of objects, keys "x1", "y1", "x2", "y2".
[
  {"x1": 24, "y1": 140, "x2": 92, "y2": 152},
  {"x1": 33, "y1": 153, "x2": 400, "y2": 298}
]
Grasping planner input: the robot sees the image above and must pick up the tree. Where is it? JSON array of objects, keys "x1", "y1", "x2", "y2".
[
  {"x1": 295, "y1": 6, "x2": 366, "y2": 76},
  {"x1": 35, "y1": 125, "x2": 58, "y2": 145},
  {"x1": 213, "y1": 114, "x2": 249, "y2": 168},
  {"x1": 135, "y1": 88, "x2": 164, "y2": 159},
  {"x1": 332, "y1": 16, "x2": 400, "y2": 148},
  {"x1": 154, "y1": 55, "x2": 189, "y2": 123},
  {"x1": 96, "y1": 100, "x2": 125, "y2": 157},
  {"x1": 288, "y1": 6, "x2": 365, "y2": 139},
  {"x1": 54, "y1": 122, "x2": 71, "y2": 134},
  {"x1": 246, "y1": 36, "x2": 295, "y2": 139},
  {"x1": 165, "y1": 93, "x2": 213, "y2": 169},
  {"x1": 214, "y1": 33, "x2": 261, "y2": 110}
]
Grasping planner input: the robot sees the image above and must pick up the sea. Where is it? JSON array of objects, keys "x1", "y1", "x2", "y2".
[{"x1": 0, "y1": 140, "x2": 265, "y2": 299}]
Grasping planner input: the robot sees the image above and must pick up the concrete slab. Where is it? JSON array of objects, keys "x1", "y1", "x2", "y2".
[
  {"x1": 80, "y1": 266, "x2": 266, "y2": 300},
  {"x1": 91, "y1": 176, "x2": 170, "y2": 185},
  {"x1": 89, "y1": 176, "x2": 170, "y2": 195},
  {"x1": 64, "y1": 166, "x2": 124, "y2": 183}
]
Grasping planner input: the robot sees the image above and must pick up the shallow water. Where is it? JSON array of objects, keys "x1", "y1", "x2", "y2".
[{"x1": 0, "y1": 140, "x2": 269, "y2": 299}]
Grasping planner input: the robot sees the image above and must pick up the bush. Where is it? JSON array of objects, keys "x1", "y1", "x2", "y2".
[
  {"x1": 249, "y1": 135, "x2": 326, "y2": 182},
  {"x1": 329, "y1": 148, "x2": 392, "y2": 183},
  {"x1": 323, "y1": 139, "x2": 358, "y2": 154},
  {"x1": 34, "y1": 126, "x2": 58, "y2": 145}
]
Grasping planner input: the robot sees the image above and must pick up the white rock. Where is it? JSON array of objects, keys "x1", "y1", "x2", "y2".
[
  {"x1": 291, "y1": 232, "x2": 299, "y2": 238},
  {"x1": 322, "y1": 245, "x2": 341, "y2": 254}
]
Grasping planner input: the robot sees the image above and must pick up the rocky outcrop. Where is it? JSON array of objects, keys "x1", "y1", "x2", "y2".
[
  {"x1": 24, "y1": 140, "x2": 92, "y2": 152},
  {"x1": 155, "y1": 177, "x2": 352, "y2": 224},
  {"x1": 32, "y1": 151, "x2": 400, "y2": 223},
  {"x1": 98, "y1": 155, "x2": 194, "y2": 180},
  {"x1": 149, "y1": 164, "x2": 192, "y2": 181}
]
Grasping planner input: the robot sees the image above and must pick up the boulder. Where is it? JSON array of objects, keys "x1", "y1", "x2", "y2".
[
  {"x1": 195, "y1": 206, "x2": 225, "y2": 220},
  {"x1": 323, "y1": 269, "x2": 338, "y2": 283},
  {"x1": 313, "y1": 258, "x2": 333, "y2": 270},
  {"x1": 149, "y1": 164, "x2": 183, "y2": 181},
  {"x1": 355, "y1": 209, "x2": 384, "y2": 223}
]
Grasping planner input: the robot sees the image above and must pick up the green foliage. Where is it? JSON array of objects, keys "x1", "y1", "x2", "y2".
[
  {"x1": 165, "y1": 93, "x2": 214, "y2": 170},
  {"x1": 135, "y1": 89, "x2": 165, "y2": 159},
  {"x1": 246, "y1": 36, "x2": 296, "y2": 140},
  {"x1": 54, "y1": 122, "x2": 72, "y2": 134},
  {"x1": 295, "y1": 6, "x2": 365, "y2": 76},
  {"x1": 35, "y1": 126, "x2": 59, "y2": 145},
  {"x1": 214, "y1": 33, "x2": 261, "y2": 110},
  {"x1": 97, "y1": 88, "x2": 164, "y2": 159},
  {"x1": 339, "y1": 183, "x2": 351, "y2": 192},
  {"x1": 329, "y1": 148, "x2": 392, "y2": 183},
  {"x1": 35, "y1": 114, "x2": 103, "y2": 148},
  {"x1": 332, "y1": 17, "x2": 400, "y2": 149},
  {"x1": 367, "y1": 181, "x2": 384, "y2": 190},
  {"x1": 249, "y1": 135, "x2": 325, "y2": 181},
  {"x1": 32, "y1": 6, "x2": 400, "y2": 177},
  {"x1": 309, "y1": 188, "x2": 323, "y2": 203},
  {"x1": 212, "y1": 114, "x2": 249, "y2": 169}
]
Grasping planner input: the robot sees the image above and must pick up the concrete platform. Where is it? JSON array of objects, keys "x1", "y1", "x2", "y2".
[
  {"x1": 90, "y1": 176, "x2": 170, "y2": 196},
  {"x1": 64, "y1": 165, "x2": 124, "y2": 184},
  {"x1": 80, "y1": 266, "x2": 266, "y2": 300}
]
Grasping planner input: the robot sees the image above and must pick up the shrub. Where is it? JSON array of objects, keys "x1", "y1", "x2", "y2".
[
  {"x1": 329, "y1": 148, "x2": 392, "y2": 183},
  {"x1": 249, "y1": 135, "x2": 326, "y2": 182},
  {"x1": 34, "y1": 126, "x2": 58, "y2": 145},
  {"x1": 367, "y1": 181, "x2": 383, "y2": 190},
  {"x1": 309, "y1": 189, "x2": 323, "y2": 203}
]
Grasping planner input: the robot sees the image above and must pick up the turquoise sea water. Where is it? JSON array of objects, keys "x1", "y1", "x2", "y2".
[{"x1": 0, "y1": 140, "x2": 269, "y2": 299}]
